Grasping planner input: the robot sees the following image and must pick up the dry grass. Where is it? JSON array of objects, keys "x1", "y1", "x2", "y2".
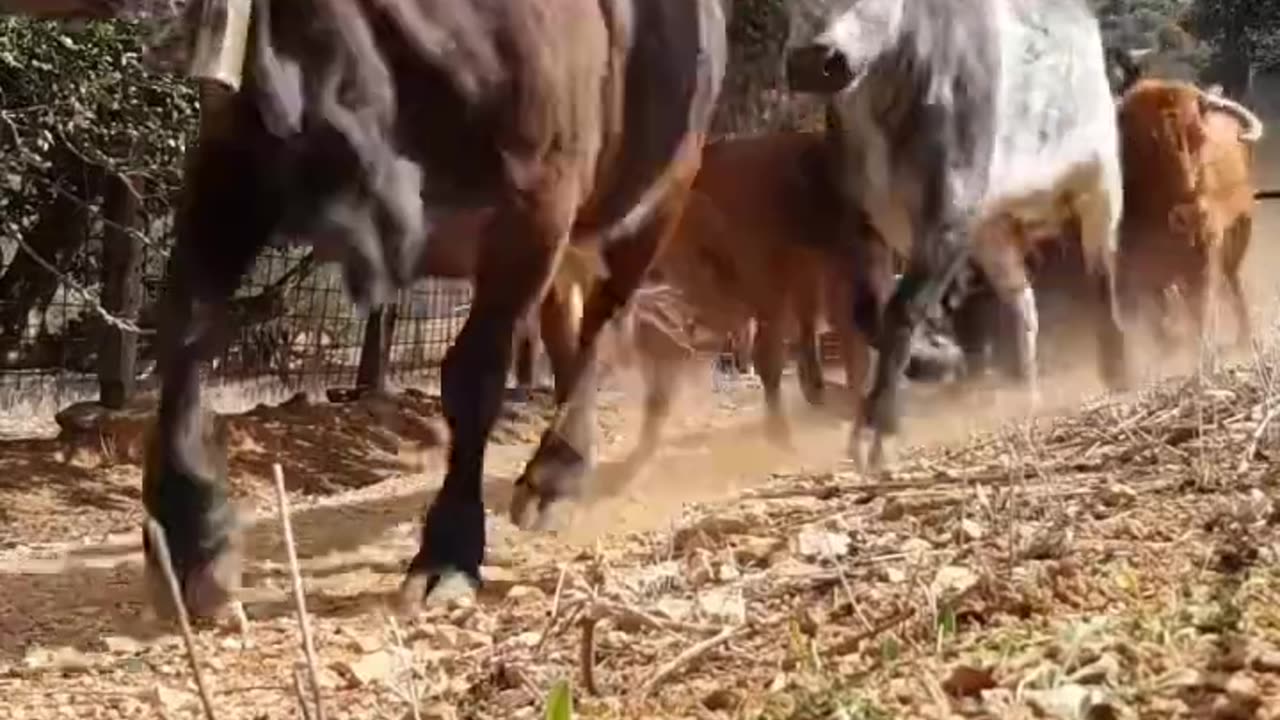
[{"x1": 0, "y1": 338, "x2": 1277, "y2": 719}]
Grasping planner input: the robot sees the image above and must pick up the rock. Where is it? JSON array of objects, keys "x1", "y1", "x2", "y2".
[
  {"x1": 1224, "y1": 673, "x2": 1261, "y2": 709},
  {"x1": 1250, "y1": 649, "x2": 1280, "y2": 673},
  {"x1": 419, "y1": 703, "x2": 458, "y2": 720},
  {"x1": 654, "y1": 598, "x2": 695, "y2": 623},
  {"x1": 731, "y1": 535, "x2": 783, "y2": 566},
  {"x1": 1069, "y1": 653, "x2": 1122, "y2": 686},
  {"x1": 1211, "y1": 696, "x2": 1255, "y2": 720},
  {"x1": 506, "y1": 585, "x2": 543, "y2": 602},
  {"x1": 698, "y1": 589, "x2": 746, "y2": 625},
  {"x1": 901, "y1": 537, "x2": 933, "y2": 555},
  {"x1": 958, "y1": 518, "x2": 986, "y2": 541},
  {"x1": 23, "y1": 646, "x2": 93, "y2": 673},
  {"x1": 942, "y1": 664, "x2": 996, "y2": 697},
  {"x1": 703, "y1": 687, "x2": 742, "y2": 711},
  {"x1": 480, "y1": 565, "x2": 520, "y2": 593},
  {"x1": 771, "y1": 558, "x2": 823, "y2": 578},
  {"x1": 717, "y1": 561, "x2": 741, "y2": 581},
  {"x1": 334, "y1": 647, "x2": 413, "y2": 688},
  {"x1": 345, "y1": 631, "x2": 384, "y2": 654},
  {"x1": 880, "y1": 498, "x2": 906, "y2": 521},
  {"x1": 931, "y1": 565, "x2": 980, "y2": 600},
  {"x1": 794, "y1": 528, "x2": 851, "y2": 559},
  {"x1": 102, "y1": 636, "x2": 145, "y2": 654},
  {"x1": 1023, "y1": 684, "x2": 1121, "y2": 720},
  {"x1": 152, "y1": 685, "x2": 196, "y2": 714}
]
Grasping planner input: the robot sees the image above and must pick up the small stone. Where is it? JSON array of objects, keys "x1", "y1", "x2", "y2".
[
  {"x1": 880, "y1": 498, "x2": 906, "y2": 521},
  {"x1": 152, "y1": 685, "x2": 196, "y2": 713},
  {"x1": 794, "y1": 528, "x2": 851, "y2": 559},
  {"x1": 1224, "y1": 673, "x2": 1260, "y2": 709},
  {"x1": 505, "y1": 585, "x2": 543, "y2": 602},
  {"x1": 931, "y1": 565, "x2": 980, "y2": 600},
  {"x1": 1069, "y1": 653, "x2": 1121, "y2": 686},
  {"x1": 1250, "y1": 650, "x2": 1280, "y2": 673},
  {"x1": 480, "y1": 565, "x2": 520, "y2": 593},
  {"x1": 102, "y1": 636, "x2": 145, "y2": 654},
  {"x1": 703, "y1": 688, "x2": 741, "y2": 711},
  {"x1": 334, "y1": 647, "x2": 412, "y2": 688},
  {"x1": 655, "y1": 598, "x2": 694, "y2": 623},
  {"x1": 697, "y1": 589, "x2": 746, "y2": 625},
  {"x1": 942, "y1": 664, "x2": 996, "y2": 698},
  {"x1": 958, "y1": 518, "x2": 986, "y2": 541},
  {"x1": 731, "y1": 535, "x2": 783, "y2": 565}
]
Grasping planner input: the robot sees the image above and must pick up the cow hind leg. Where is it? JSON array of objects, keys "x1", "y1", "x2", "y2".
[
  {"x1": 972, "y1": 235, "x2": 1040, "y2": 410},
  {"x1": 1223, "y1": 215, "x2": 1253, "y2": 349},
  {"x1": 793, "y1": 283, "x2": 826, "y2": 407},
  {"x1": 511, "y1": 186, "x2": 692, "y2": 531},
  {"x1": 753, "y1": 314, "x2": 793, "y2": 448},
  {"x1": 1076, "y1": 194, "x2": 1130, "y2": 390},
  {"x1": 401, "y1": 190, "x2": 573, "y2": 607},
  {"x1": 857, "y1": 244, "x2": 970, "y2": 472},
  {"x1": 619, "y1": 316, "x2": 690, "y2": 480}
]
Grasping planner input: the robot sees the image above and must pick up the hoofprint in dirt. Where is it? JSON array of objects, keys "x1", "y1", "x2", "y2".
[{"x1": 0, "y1": 340, "x2": 1277, "y2": 720}]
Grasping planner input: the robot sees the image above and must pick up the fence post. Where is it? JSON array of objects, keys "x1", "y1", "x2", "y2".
[
  {"x1": 355, "y1": 300, "x2": 398, "y2": 394},
  {"x1": 97, "y1": 172, "x2": 144, "y2": 409}
]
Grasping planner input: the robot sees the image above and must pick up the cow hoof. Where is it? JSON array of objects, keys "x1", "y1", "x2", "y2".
[
  {"x1": 143, "y1": 521, "x2": 245, "y2": 622},
  {"x1": 510, "y1": 434, "x2": 590, "y2": 531},
  {"x1": 396, "y1": 568, "x2": 478, "y2": 615},
  {"x1": 764, "y1": 417, "x2": 795, "y2": 451}
]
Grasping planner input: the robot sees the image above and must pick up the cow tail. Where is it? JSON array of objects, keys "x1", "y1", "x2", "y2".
[{"x1": 1199, "y1": 91, "x2": 1265, "y2": 143}]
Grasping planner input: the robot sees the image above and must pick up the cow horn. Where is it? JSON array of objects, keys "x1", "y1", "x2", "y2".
[
  {"x1": 251, "y1": 0, "x2": 303, "y2": 136},
  {"x1": 1198, "y1": 89, "x2": 1265, "y2": 143}
]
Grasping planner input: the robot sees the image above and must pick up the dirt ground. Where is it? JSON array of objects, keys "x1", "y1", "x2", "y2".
[{"x1": 1, "y1": 201, "x2": 1279, "y2": 720}]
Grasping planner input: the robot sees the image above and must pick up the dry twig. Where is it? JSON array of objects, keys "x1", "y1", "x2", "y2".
[
  {"x1": 143, "y1": 517, "x2": 219, "y2": 720},
  {"x1": 273, "y1": 464, "x2": 327, "y2": 720},
  {"x1": 634, "y1": 624, "x2": 746, "y2": 701}
]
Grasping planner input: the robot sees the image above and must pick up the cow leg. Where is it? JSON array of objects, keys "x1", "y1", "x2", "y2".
[
  {"x1": 620, "y1": 313, "x2": 690, "y2": 478},
  {"x1": 402, "y1": 188, "x2": 573, "y2": 604},
  {"x1": 793, "y1": 281, "x2": 826, "y2": 407},
  {"x1": 856, "y1": 227, "x2": 970, "y2": 474},
  {"x1": 753, "y1": 313, "x2": 792, "y2": 447},
  {"x1": 972, "y1": 232, "x2": 1040, "y2": 408},
  {"x1": 510, "y1": 318, "x2": 536, "y2": 402},
  {"x1": 1077, "y1": 195, "x2": 1130, "y2": 390},
  {"x1": 511, "y1": 187, "x2": 692, "y2": 530},
  {"x1": 141, "y1": 86, "x2": 273, "y2": 620},
  {"x1": 1223, "y1": 215, "x2": 1253, "y2": 349}
]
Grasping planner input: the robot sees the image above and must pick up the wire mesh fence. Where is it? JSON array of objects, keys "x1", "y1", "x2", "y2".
[{"x1": 0, "y1": 235, "x2": 472, "y2": 413}]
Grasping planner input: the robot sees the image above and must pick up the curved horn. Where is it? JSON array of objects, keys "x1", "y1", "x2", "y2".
[{"x1": 1199, "y1": 89, "x2": 1265, "y2": 143}]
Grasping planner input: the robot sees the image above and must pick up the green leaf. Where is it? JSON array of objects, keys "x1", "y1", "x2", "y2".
[{"x1": 544, "y1": 679, "x2": 573, "y2": 720}]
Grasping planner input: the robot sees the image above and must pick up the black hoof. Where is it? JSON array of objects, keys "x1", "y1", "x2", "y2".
[
  {"x1": 142, "y1": 507, "x2": 245, "y2": 621},
  {"x1": 510, "y1": 433, "x2": 590, "y2": 532},
  {"x1": 398, "y1": 493, "x2": 486, "y2": 613},
  {"x1": 506, "y1": 386, "x2": 532, "y2": 403}
]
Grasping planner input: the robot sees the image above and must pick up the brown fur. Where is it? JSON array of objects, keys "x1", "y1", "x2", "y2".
[{"x1": 1116, "y1": 78, "x2": 1261, "y2": 350}]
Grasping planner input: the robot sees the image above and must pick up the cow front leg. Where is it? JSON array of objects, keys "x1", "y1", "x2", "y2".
[
  {"x1": 511, "y1": 187, "x2": 692, "y2": 530},
  {"x1": 973, "y1": 231, "x2": 1040, "y2": 409},
  {"x1": 143, "y1": 85, "x2": 269, "y2": 621},
  {"x1": 855, "y1": 233, "x2": 969, "y2": 474},
  {"x1": 619, "y1": 309, "x2": 692, "y2": 480},
  {"x1": 793, "y1": 281, "x2": 827, "y2": 407},
  {"x1": 401, "y1": 192, "x2": 571, "y2": 607},
  {"x1": 753, "y1": 314, "x2": 792, "y2": 448}
]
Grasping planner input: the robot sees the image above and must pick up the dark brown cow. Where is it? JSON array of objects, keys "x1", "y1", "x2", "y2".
[{"x1": 145, "y1": 0, "x2": 727, "y2": 618}]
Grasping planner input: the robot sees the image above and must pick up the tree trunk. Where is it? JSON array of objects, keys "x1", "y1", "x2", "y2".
[{"x1": 97, "y1": 172, "x2": 145, "y2": 409}]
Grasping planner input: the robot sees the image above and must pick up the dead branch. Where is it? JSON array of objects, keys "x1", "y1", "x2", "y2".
[
  {"x1": 273, "y1": 464, "x2": 327, "y2": 720},
  {"x1": 143, "y1": 517, "x2": 219, "y2": 720},
  {"x1": 634, "y1": 624, "x2": 746, "y2": 701}
]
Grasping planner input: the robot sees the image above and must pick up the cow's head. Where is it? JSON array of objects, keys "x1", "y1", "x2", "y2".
[
  {"x1": 784, "y1": 0, "x2": 904, "y2": 95},
  {"x1": 249, "y1": 0, "x2": 426, "y2": 309},
  {"x1": 175, "y1": 0, "x2": 426, "y2": 309}
]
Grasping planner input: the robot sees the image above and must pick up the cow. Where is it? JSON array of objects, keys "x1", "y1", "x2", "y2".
[
  {"x1": 1115, "y1": 78, "x2": 1264, "y2": 353},
  {"x1": 783, "y1": 0, "x2": 1131, "y2": 472},
  {"x1": 143, "y1": 0, "x2": 728, "y2": 619}
]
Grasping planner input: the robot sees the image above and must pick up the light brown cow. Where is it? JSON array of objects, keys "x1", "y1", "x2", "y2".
[
  {"x1": 1116, "y1": 79, "x2": 1264, "y2": 352},
  {"x1": 615, "y1": 129, "x2": 874, "y2": 470}
]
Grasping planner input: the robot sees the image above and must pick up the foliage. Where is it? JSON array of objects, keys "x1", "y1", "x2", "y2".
[
  {"x1": 543, "y1": 679, "x2": 573, "y2": 720},
  {"x1": 0, "y1": 17, "x2": 196, "y2": 256},
  {"x1": 1186, "y1": 0, "x2": 1280, "y2": 69}
]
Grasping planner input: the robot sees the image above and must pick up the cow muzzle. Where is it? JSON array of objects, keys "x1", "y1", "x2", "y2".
[{"x1": 785, "y1": 43, "x2": 856, "y2": 94}]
